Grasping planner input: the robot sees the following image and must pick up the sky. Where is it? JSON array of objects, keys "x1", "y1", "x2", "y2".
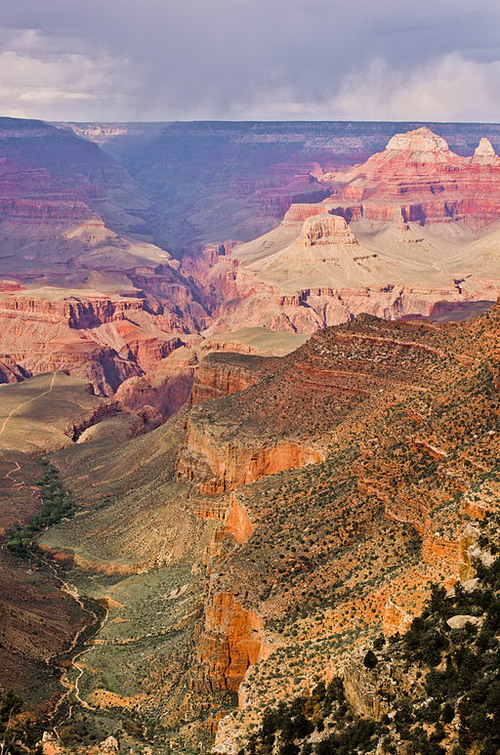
[{"x1": 0, "y1": 1, "x2": 500, "y2": 122}]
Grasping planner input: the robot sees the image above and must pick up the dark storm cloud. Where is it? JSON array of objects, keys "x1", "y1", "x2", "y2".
[{"x1": 0, "y1": 0, "x2": 499, "y2": 120}]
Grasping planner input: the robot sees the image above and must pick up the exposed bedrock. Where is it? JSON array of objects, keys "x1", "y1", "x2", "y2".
[
  {"x1": 199, "y1": 592, "x2": 269, "y2": 692},
  {"x1": 177, "y1": 415, "x2": 324, "y2": 495},
  {"x1": 190, "y1": 353, "x2": 273, "y2": 406},
  {"x1": 0, "y1": 294, "x2": 148, "y2": 328}
]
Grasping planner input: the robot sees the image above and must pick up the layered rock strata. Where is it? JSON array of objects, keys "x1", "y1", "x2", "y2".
[{"x1": 188, "y1": 129, "x2": 500, "y2": 334}]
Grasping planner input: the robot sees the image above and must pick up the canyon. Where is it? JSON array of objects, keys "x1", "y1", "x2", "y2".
[
  {"x1": 73, "y1": 120, "x2": 500, "y2": 252},
  {"x1": 0, "y1": 300, "x2": 493, "y2": 754},
  {"x1": 191, "y1": 127, "x2": 500, "y2": 333},
  {"x1": 0, "y1": 117, "x2": 499, "y2": 754},
  {"x1": 0, "y1": 119, "x2": 499, "y2": 413}
]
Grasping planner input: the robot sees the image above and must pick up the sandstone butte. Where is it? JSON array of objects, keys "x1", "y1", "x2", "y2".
[
  {"x1": 0, "y1": 123, "x2": 499, "y2": 420},
  {"x1": 13, "y1": 300, "x2": 496, "y2": 755},
  {"x1": 191, "y1": 127, "x2": 500, "y2": 334}
]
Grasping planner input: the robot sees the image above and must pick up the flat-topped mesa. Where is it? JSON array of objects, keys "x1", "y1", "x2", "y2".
[
  {"x1": 297, "y1": 213, "x2": 358, "y2": 247},
  {"x1": 384, "y1": 127, "x2": 457, "y2": 163},
  {"x1": 470, "y1": 137, "x2": 500, "y2": 165}
]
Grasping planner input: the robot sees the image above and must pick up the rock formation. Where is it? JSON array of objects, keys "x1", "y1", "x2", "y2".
[
  {"x1": 189, "y1": 128, "x2": 500, "y2": 334},
  {"x1": 0, "y1": 117, "x2": 213, "y2": 396},
  {"x1": 471, "y1": 137, "x2": 500, "y2": 165},
  {"x1": 1, "y1": 299, "x2": 494, "y2": 753},
  {"x1": 85, "y1": 119, "x2": 500, "y2": 252},
  {"x1": 2, "y1": 118, "x2": 500, "y2": 755},
  {"x1": 327, "y1": 126, "x2": 500, "y2": 226},
  {"x1": 1, "y1": 120, "x2": 499, "y2": 405}
]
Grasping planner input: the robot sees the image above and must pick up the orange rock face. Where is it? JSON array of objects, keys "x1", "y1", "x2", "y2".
[
  {"x1": 186, "y1": 304, "x2": 499, "y2": 721},
  {"x1": 223, "y1": 496, "x2": 254, "y2": 545},
  {"x1": 190, "y1": 353, "x2": 273, "y2": 406},
  {"x1": 177, "y1": 415, "x2": 324, "y2": 494},
  {"x1": 199, "y1": 593, "x2": 266, "y2": 692},
  {"x1": 0, "y1": 293, "x2": 191, "y2": 395}
]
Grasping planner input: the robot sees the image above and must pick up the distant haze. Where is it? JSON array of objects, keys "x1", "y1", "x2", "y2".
[{"x1": 1, "y1": 1, "x2": 500, "y2": 122}]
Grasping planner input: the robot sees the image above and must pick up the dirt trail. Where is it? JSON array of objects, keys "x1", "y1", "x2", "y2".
[
  {"x1": 0, "y1": 371, "x2": 110, "y2": 726},
  {"x1": 45, "y1": 557, "x2": 109, "y2": 723},
  {"x1": 0, "y1": 371, "x2": 57, "y2": 449},
  {"x1": 0, "y1": 374, "x2": 59, "y2": 530},
  {"x1": 0, "y1": 372, "x2": 58, "y2": 503}
]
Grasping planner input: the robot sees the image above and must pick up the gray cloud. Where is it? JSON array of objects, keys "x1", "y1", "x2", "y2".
[{"x1": 0, "y1": 0, "x2": 499, "y2": 121}]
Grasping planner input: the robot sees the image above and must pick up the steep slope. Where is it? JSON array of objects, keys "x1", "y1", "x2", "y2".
[
  {"x1": 0, "y1": 117, "x2": 211, "y2": 396},
  {"x1": 0, "y1": 117, "x2": 148, "y2": 240},
  {"x1": 207, "y1": 306, "x2": 499, "y2": 753},
  {"x1": 26, "y1": 302, "x2": 499, "y2": 754},
  {"x1": 0, "y1": 288, "x2": 191, "y2": 395},
  {"x1": 235, "y1": 532, "x2": 499, "y2": 755},
  {"x1": 115, "y1": 329, "x2": 307, "y2": 420}
]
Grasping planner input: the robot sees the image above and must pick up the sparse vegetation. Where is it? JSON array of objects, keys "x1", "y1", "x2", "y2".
[
  {"x1": 3, "y1": 460, "x2": 74, "y2": 557},
  {"x1": 237, "y1": 545, "x2": 499, "y2": 755}
]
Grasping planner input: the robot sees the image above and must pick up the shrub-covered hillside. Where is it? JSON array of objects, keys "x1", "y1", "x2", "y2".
[{"x1": 238, "y1": 515, "x2": 499, "y2": 755}]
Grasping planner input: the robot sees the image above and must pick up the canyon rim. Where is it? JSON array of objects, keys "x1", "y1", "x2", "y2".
[{"x1": 0, "y1": 2, "x2": 499, "y2": 754}]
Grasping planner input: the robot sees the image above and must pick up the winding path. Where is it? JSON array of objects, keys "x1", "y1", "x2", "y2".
[
  {"x1": 0, "y1": 371, "x2": 57, "y2": 448},
  {"x1": 0, "y1": 371, "x2": 110, "y2": 726},
  {"x1": 44, "y1": 558, "x2": 109, "y2": 723},
  {"x1": 0, "y1": 373, "x2": 58, "y2": 494},
  {"x1": 0, "y1": 373, "x2": 59, "y2": 522}
]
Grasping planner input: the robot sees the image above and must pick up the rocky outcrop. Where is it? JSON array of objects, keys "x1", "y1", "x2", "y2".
[
  {"x1": 0, "y1": 355, "x2": 29, "y2": 383},
  {"x1": 115, "y1": 364, "x2": 195, "y2": 419},
  {"x1": 256, "y1": 175, "x2": 331, "y2": 217},
  {"x1": 205, "y1": 280, "x2": 486, "y2": 335},
  {"x1": 116, "y1": 348, "x2": 277, "y2": 420},
  {"x1": 0, "y1": 292, "x2": 193, "y2": 396},
  {"x1": 281, "y1": 202, "x2": 331, "y2": 225},
  {"x1": 177, "y1": 415, "x2": 324, "y2": 494},
  {"x1": 470, "y1": 138, "x2": 500, "y2": 165},
  {"x1": 342, "y1": 658, "x2": 392, "y2": 721},
  {"x1": 187, "y1": 128, "x2": 499, "y2": 335},
  {"x1": 0, "y1": 321, "x2": 141, "y2": 395},
  {"x1": 296, "y1": 213, "x2": 357, "y2": 247},
  {"x1": 382, "y1": 597, "x2": 417, "y2": 636},
  {"x1": 0, "y1": 294, "x2": 148, "y2": 329},
  {"x1": 223, "y1": 496, "x2": 254, "y2": 545},
  {"x1": 328, "y1": 127, "x2": 500, "y2": 227},
  {"x1": 67, "y1": 399, "x2": 120, "y2": 441},
  {"x1": 199, "y1": 593, "x2": 267, "y2": 692},
  {"x1": 190, "y1": 353, "x2": 272, "y2": 406},
  {"x1": 383, "y1": 127, "x2": 456, "y2": 162}
]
